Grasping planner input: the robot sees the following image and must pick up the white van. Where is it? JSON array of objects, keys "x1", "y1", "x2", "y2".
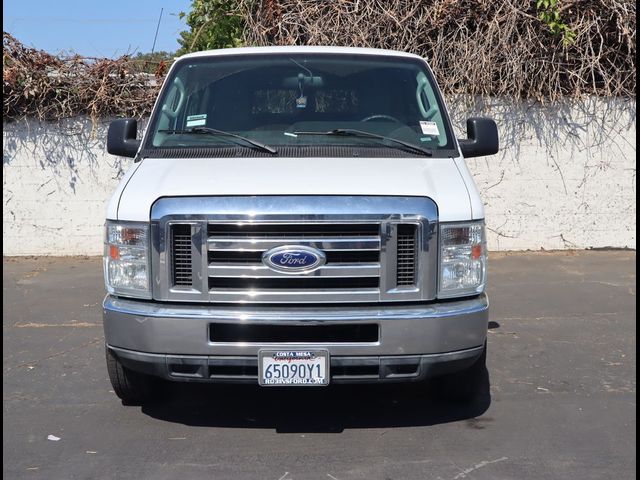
[{"x1": 103, "y1": 46, "x2": 499, "y2": 403}]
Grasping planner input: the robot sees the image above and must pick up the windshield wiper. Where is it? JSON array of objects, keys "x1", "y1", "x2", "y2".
[
  {"x1": 292, "y1": 128, "x2": 433, "y2": 156},
  {"x1": 158, "y1": 127, "x2": 277, "y2": 154}
]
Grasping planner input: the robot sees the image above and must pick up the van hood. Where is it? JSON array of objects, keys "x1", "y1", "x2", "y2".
[{"x1": 110, "y1": 156, "x2": 480, "y2": 221}]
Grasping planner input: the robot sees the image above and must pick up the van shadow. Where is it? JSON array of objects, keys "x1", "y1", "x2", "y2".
[{"x1": 141, "y1": 371, "x2": 491, "y2": 433}]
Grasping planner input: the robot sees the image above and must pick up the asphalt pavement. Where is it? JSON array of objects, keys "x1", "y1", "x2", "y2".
[{"x1": 2, "y1": 251, "x2": 636, "y2": 480}]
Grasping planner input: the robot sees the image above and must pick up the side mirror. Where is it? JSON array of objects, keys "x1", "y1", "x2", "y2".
[
  {"x1": 107, "y1": 119, "x2": 141, "y2": 158},
  {"x1": 458, "y1": 117, "x2": 499, "y2": 158}
]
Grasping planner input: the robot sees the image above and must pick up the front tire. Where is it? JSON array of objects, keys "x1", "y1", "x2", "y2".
[
  {"x1": 434, "y1": 343, "x2": 488, "y2": 402},
  {"x1": 106, "y1": 347, "x2": 156, "y2": 405}
]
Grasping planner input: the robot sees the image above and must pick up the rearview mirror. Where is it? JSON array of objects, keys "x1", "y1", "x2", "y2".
[
  {"x1": 458, "y1": 117, "x2": 499, "y2": 158},
  {"x1": 107, "y1": 119, "x2": 140, "y2": 158},
  {"x1": 282, "y1": 74, "x2": 324, "y2": 88}
]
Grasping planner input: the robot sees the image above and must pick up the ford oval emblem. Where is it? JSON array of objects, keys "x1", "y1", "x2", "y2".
[{"x1": 263, "y1": 245, "x2": 326, "y2": 274}]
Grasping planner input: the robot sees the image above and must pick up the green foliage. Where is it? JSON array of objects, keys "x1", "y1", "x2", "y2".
[
  {"x1": 177, "y1": 0, "x2": 244, "y2": 54},
  {"x1": 536, "y1": 0, "x2": 576, "y2": 46}
]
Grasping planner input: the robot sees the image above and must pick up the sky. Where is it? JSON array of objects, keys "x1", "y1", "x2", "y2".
[{"x1": 3, "y1": 0, "x2": 192, "y2": 58}]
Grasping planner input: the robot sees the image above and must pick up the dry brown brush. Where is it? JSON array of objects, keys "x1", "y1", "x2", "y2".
[
  {"x1": 241, "y1": 0, "x2": 635, "y2": 102},
  {"x1": 2, "y1": 1, "x2": 635, "y2": 123},
  {"x1": 3, "y1": 32, "x2": 165, "y2": 122}
]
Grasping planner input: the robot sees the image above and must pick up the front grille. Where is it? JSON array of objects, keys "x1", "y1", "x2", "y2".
[
  {"x1": 396, "y1": 224, "x2": 417, "y2": 286},
  {"x1": 171, "y1": 224, "x2": 193, "y2": 287},
  {"x1": 152, "y1": 196, "x2": 439, "y2": 304}
]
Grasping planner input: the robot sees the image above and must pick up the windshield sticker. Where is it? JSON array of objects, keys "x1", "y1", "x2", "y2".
[
  {"x1": 186, "y1": 114, "x2": 207, "y2": 127},
  {"x1": 419, "y1": 121, "x2": 439, "y2": 136},
  {"x1": 296, "y1": 96, "x2": 307, "y2": 108}
]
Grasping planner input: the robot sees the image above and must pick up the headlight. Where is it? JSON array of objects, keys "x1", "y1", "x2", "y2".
[
  {"x1": 104, "y1": 221, "x2": 151, "y2": 299},
  {"x1": 438, "y1": 221, "x2": 486, "y2": 298}
]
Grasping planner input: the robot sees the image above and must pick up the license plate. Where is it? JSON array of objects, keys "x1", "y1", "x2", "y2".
[{"x1": 258, "y1": 350, "x2": 329, "y2": 386}]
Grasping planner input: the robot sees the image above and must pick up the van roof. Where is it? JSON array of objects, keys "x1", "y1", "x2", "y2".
[{"x1": 178, "y1": 45, "x2": 423, "y2": 61}]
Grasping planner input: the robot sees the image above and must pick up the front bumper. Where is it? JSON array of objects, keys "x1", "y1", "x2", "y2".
[{"x1": 103, "y1": 294, "x2": 488, "y2": 383}]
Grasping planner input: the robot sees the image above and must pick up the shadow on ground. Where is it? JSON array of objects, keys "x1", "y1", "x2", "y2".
[{"x1": 140, "y1": 370, "x2": 491, "y2": 433}]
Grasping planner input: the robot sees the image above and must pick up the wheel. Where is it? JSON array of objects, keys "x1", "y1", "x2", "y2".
[
  {"x1": 360, "y1": 114, "x2": 403, "y2": 123},
  {"x1": 434, "y1": 342, "x2": 488, "y2": 402},
  {"x1": 106, "y1": 347, "x2": 156, "y2": 404}
]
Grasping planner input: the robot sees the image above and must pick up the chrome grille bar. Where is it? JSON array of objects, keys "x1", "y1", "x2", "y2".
[
  {"x1": 208, "y1": 263, "x2": 380, "y2": 278},
  {"x1": 208, "y1": 236, "x2": 380, "y2": 251},
  {"x1": 207, "y1": 288, "x2": 381, "y2": 303}
]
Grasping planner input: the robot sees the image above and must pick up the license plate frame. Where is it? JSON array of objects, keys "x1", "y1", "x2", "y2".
[{"x1": 258, "y1": 349, "x2": 330, "y2": 387}]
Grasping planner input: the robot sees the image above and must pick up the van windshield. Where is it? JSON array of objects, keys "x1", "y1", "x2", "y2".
[{"x1": 145, "y1": 53, "x2": 457, "y2": 157}]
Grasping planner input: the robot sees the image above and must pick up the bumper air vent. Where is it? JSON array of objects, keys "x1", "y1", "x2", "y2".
[{"x1": 209, "y1": 323, "x2": 379, "y2": 343}]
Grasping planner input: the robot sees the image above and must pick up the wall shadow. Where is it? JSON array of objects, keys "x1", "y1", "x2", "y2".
[
  {"x1": 3, "y1": 117, "x2": 148, "y2": 191},
  {"x1": 448, "y1": 96, "x2": 636, "y2": 162},
  {"x1": 140, "y1": 370, "x2": 491, "y2": 433}
]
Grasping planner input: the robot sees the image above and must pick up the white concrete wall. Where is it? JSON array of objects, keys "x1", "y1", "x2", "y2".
[
  {"x1": 3, "y1": 98, "x2": 636, "y2": 255},
  {"x1": 3, "y1": 118, "x2": 126, "y2": 256},
  {"x1": 449, "y1": 97, "x2": 636, "y2": 250}
]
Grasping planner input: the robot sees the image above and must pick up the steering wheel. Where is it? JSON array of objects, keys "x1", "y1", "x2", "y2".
[{"x1": 360, "y1": 114, "x2": 403, "y2": 123}]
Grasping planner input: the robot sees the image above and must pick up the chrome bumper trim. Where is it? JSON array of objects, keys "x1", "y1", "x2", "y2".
[
  {"x1": 104, "y1": 294, "x2": 487, "y2": 321},
  {"x1": 103, "y1": 294, "x2": 488, "y2": 357}
]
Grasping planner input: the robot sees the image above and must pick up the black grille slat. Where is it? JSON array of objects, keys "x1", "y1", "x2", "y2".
[
  {"x1": 209, "y1": 277, "x2": 378, "y2": 290},
  {"x1": 172, "y1": 225, "x2": 193, "y2": 287},
  {"x1": 209, "y1": 250, "x2": 379, "y2": 264},
  {"x1": 396, "y1": 224, "x2": 417, "y2": 286},
  {"x1": 208, "y1": 223, "x2": 379, "y2": 237},
  {"x1": 209, "y1": 251, "x2": 263, "y2": 263}
]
